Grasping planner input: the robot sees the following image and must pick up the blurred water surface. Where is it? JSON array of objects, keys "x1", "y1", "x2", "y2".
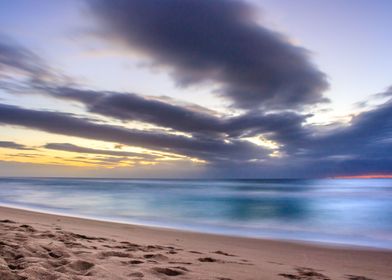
[{"x1": 0, "y1": 178, "x2": 391, "y2": 249}]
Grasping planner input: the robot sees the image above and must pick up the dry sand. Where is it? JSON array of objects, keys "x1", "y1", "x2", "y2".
[{"x1": 0, "y1": 206, "x2": 391, "y2": 280}]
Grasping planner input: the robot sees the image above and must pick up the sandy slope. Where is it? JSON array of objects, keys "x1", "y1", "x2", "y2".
[{"x1": 0, "y1": 206, "x2": 391, "y2": 280}]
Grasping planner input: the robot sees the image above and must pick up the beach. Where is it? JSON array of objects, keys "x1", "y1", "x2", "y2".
[
  {"x1": 1, "y1": 1, "x2": 391, "y2": 279},
  {"x1": 1, "y1": 206, "x2": 391, "y2": 280}
]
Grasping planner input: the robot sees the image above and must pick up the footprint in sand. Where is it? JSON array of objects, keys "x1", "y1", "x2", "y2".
[
  {"x1": 152, "y1": 267, "x2": 185, "y2": 276},
  {"x1": 212, "y1": 250, "x2": 236, "y2": 257},
  {"x1": 19, "y1": 266, "x2": 62, "y2": 280},
  {"x1": 144, "y1": 253, "x2": 169, "y2": 261},
  {"x1": 167, "y1": 250, "x2": 177, "y2": 254},
  {"x1": 0, "y1": 266, "x2": 26, "y2": 280},
  {"x1": 198, "y1": 257, "x2": 221, "y2": 263},
  {"x1": 128, "y1": 260, "x2": 144, "y2": 264},
  {"x1": 0, "y1": 219, "x2": 16, "y2": 223},
  {"x1": 171, "y1": 266, "x2": 189, "y2": 272},
  {"x1": 129, "y1": 271, "x2": 144, "y2": 278},
  {"x1": 346, "y1": 275, "x2": 374, "y2": 280},
  {"x1": 48, "y1": 251, "x2": 62, "y2": 259},
  {"x1": 49, "y1": 258, "x2": 70, "y2": 268},
  {"x1": 42, "y1": 244, "x2": 71, "y2": 259},
  {"x1": 279, "y1": 267, "x2": 330, "y2": 280},
  {"x1": 169, "y1": 261, "x2": 192, "y2": 265},
  {"x1": 120, "y1": 242, "x2": 143, "y2": 252},
  {"x1": 147, "y1": 245, "x2": 166, "y2": 250},
  {"x1": 98, "y1": 251, "x2": 133, "y2": 259},
  {"x1": 19, "y1": 225, "x2": 36, "y2": 232},
  {"x1": 68, "y1": 259, "x2": 95, "y2": 272},
  {"x1": 189, "y1": 250, "x2": 202, "y2": 254}
]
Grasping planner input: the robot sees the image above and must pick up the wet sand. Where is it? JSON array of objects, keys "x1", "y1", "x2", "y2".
[{"x1": 0, "y1": 206, "x2": 391, "y2": 279}]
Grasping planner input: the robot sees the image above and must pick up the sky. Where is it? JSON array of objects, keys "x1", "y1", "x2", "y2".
[{"x1": 0, "y1": 0, "x2": 391, "y2": 178}]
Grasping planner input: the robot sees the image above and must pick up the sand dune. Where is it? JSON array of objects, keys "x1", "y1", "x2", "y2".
[{"x1": 1, "y1": 206, "x2": 391, "y2": 279}]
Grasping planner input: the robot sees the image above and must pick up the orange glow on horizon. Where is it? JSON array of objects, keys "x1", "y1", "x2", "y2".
[{"x1": 335, "y1": 174, "x2": 392, "y2": 179}]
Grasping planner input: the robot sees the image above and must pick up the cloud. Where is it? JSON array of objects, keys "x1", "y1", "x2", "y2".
[
  {"x1": 375, "y1": 85, "x2": 392, "y2": 98},
  {"x1": 41, "y1": 86, "x2": 225, "y2": 135},
  {"x1": 1, "y1": 90, "x2": 392, "y2": 177},
  {"x1": 0, "y1": 39, "x2": 46, "y2": 78},
  {"x1": 0, "y1": 103, "x2": 269, "y2": 162},
  {"x1": 206, "y1": 97, "x2": 392, "y2": 177},
  {"x1": 306, "y1": 97, "x2": 392, "y2": 159},
  {"x1": 38, "y1": 86, "x2": 310, "y2": 148},
  {"x1": 264, "y1": 93, "x2": 392, "y2": 177},
  {"x1": 1, "y1": 25, "x2": 391, "y2": 177},
  {"x1": 0, "y1": 141, "x2": 31, "y2": 150},
  {"x1": 88, "y1": 0, "x2": 328, "y2": 110},
  {"x1": 0, "y1": 37, "x2": 75, "y2": 95},
  {"x1": 0, "y1": 35, "x2": 304, "y2": 166},
  {"x1": 44, "y1": 142, "x2": 156, "y2": 159}
]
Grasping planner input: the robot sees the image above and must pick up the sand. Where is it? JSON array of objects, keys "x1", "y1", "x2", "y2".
[{"x1": 0, "y1": 206, "x2": 391, "y2": 280}]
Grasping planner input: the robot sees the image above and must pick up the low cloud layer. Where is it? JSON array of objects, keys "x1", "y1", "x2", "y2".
[
  {"x1": 44, "y1": 143, "x2": 156, "y2": 159},
  {"x1": 42, "y1": 86, "x2": 310, "y2": 144},
  {"x1": 0, "y1": 141, "x2": 31, "y2": 150},
  {"x1": 306, "y1": 98, "x2": 392, "y2": 160},
  {"x1": 2, "y1": 88, "x2": 392, "y2": 177},
  {"x1": 89, "y1": 0, "x2": 328, "y2": 110},
  {"x1": 0, "y1": 103, "x2": 269, "y2": 163}
]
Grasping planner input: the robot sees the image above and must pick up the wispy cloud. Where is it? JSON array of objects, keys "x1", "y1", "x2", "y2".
[
  {"x1": 44, "y1": 142, "x2": 156, "y2": 159},
  {"x1": 0, "y1": 141, "x2": 32, "y2": 150}
]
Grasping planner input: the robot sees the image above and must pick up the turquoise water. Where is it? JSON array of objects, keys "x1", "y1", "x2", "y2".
[{"x1": 0, "y1": 178, "x2": 392, "y2": 249}]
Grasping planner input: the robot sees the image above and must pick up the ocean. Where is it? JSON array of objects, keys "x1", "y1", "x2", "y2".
[{"x1": 0, "y1": 178, "x2": 391, "y2": 249}]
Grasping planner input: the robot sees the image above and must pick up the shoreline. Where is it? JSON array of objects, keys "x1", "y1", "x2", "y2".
[
  {"x1": 1, "y1": 203, "x2": 390, "y2": 252},
  {"x1": 1, "y1": 206, "x2": 392, "y2": 279}
]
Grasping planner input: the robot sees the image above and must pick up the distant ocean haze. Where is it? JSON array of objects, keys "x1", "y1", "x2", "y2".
[{"x1": 0, "y1": 178, "x2": 391, "y2": 249}]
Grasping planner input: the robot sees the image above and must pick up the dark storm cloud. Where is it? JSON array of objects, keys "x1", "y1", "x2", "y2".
[
  {"x1": 307, "y1": 97, "x2": 392, "y2": 159},
  {"x1": 40, "y1": 86, "x2": 310, "y2": 147},
  {"x1": 88, "y1": 0, "x2": 328, "y2": 109},
  {"x1": 42, "y1": 86, "x2": 224, "y2": 135},
  {"x1": 262, "y1": 94, "x2": 392, "y2": 177},
  {"x1": 0, "y1": 103, "x2": 269, "y2": 162},
  {"x1": 44, "y1": 142, "x2": 155, "y2": 159},
  {"x1": 2, "y1": 85, "x2": 392, "y2": 176},
  {"x1": 0, "y1": 141, "x2": 31, "y2": 150},
  {"x1": 182, "y1": 90, "x2": 392, "y2": 177}
]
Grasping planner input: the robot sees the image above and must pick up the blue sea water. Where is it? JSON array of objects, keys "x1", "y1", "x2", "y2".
[{"x1": 0, "y1": 178, "x2": 392, "y2": 249}]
